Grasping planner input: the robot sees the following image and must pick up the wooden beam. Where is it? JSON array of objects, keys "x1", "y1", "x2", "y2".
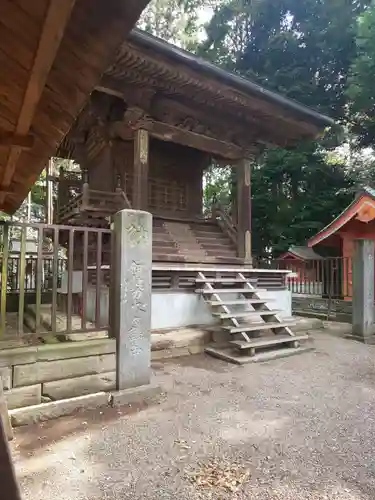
[
  {"x1": 0, "y1": 132, "x2": 34, "y2": 149},
  {"x1": 0, "y1": 189, "x2": 15, "y2": 196},
  {"x1": 95, "y1": 85, "x2": 125, "y2": 100},
  {"x1": 0, "y1": 0, "x2": 77, "y2": 203},
  {"x1": 96, "y1": 77, "x2": 156, "y2": 110},
  {"x1": 151, "y1": 96, "x2": 261, "y2": 149},
  {"x1": 112, "y1": 118, "x2": 244, "y2": 161},
  {"x1": 133, "y1": 129, "x2": 149, "y2": 210}
]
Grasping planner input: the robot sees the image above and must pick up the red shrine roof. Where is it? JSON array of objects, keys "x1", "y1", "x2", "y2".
[
  {"x1": 277, "y1": 245, "x2": 322, "y2": 261},
  {"x1": 308, "y1": 186, "x2": 375, "y2": 247}
]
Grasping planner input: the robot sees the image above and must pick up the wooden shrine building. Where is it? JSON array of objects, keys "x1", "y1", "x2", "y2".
[
  {"x1": 308, "y1": 186, "x2": 375, "y2": 298},
  {"x1": 0, "y1": 20, "x2": 336, "y2": 368},
  {"x1": 277, "y1": 246, "x2": 323, "y2": 285},
  {"x1": 55, "y1": 29, "x2": 334, "y2": 268}
]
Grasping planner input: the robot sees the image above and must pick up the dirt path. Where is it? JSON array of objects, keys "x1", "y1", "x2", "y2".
[{"x1": 12, "y1": 331, "x2": 375, "y2": 499}]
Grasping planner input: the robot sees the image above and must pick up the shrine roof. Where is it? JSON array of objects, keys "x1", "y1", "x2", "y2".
[
  {"x1": 308, "y1": 187, "x2": 375, "y2": 247},
  {"x1": 278, "y1": 246, "x2": 323, "y2": 261},
  {"x1": 93, "y1": 29, "x2": 335, "y2": 149},
  {"x1": 127, "y1": 30, "x2": 334, "y2": 131},
  {"x1": 59, "y1": 27, "x2": 336, "y2": 165},
  {"x1": 0, "y1": 0, "x2": 149, "y2": 215}
]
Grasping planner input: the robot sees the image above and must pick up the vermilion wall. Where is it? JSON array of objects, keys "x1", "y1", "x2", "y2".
[{"x1": 338, "y1": 219, "x2": 375, "y2": 299}]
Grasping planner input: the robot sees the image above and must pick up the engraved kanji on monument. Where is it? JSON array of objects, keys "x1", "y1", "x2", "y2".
[{"x1": 113, "y1": 209, "x2": 152, "y2": 389}]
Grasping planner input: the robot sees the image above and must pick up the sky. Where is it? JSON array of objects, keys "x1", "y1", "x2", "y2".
[{"x1": 197, "y1": 5, "x2": 214, "y2": 40}]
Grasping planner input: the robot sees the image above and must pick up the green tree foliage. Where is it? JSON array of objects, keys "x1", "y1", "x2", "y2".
[
  {"x1": 252, "y1": 144, "x2": 354, "y2": 256},
  {"x1": 200, "y1": 0, "x2": 372, "y2": 257},
  {"x1": 347, "y1": 3, "x2": 375, "y2": 146},
  {"x1": 0, "y1": 178, "x2": 45, "y2": 222},
  {"x1": 202, "y1": 0, "x2": 370, "y2": 118},
  {"x1": 0, "y1": 158, "x2": 73, "y2": 223},
  {"x1": 203, "y1": 164, "x2": 232, "y2": 214},
  {"x1": 138, "y1": 0, "x2": 217, "y2": 49}
]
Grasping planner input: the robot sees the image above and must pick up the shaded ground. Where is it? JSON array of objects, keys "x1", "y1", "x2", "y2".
[{"x1": 12, "y1": 330, "x2": 375, "y2": 499}]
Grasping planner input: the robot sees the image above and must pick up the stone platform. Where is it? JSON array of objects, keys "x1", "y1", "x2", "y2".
[{"x1": 24, "y1": 304, "x2": 108, "y2": 341}]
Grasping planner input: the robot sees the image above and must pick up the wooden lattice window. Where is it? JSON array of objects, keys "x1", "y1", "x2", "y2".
[{"x1": 124, "y1": 173, "x2": 187, "y2": 211}]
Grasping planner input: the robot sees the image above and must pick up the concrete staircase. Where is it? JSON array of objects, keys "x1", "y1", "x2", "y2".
[{"x1": 196, "y1": 270, "x2": 311, "y2": 363}]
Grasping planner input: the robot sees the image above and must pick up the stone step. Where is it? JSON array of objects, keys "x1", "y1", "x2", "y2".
[
  {"x1": 204, "y1": 345, "x2": 313, "y2": 365},
  {"x1": 196, "y1": 278, "x2": 256, "y2": 283},
  {"x1": 153, "y1": 254, "x2": 244, "y2": 264},
  {"x1": 153, "y1": 234, "x2": 176, "y2": 241},
  {"x1": 195, "y1": 234, "x2": 230, "y2": 242},
  {"x1": 230, "y1": 334, "x2": 308, "y2": 350},
  {"x1": 208, "y1": 299, "x2": 271, "y2": 306},
  {"x1": 192, "y1": 233, "x2": 226, "y2": 240},
  {"x1": 198, "y1": 238, "x2": 235, "y2": 245},
  {"x1": 212, "y1": 257, "x2": 243, "y2": 263},
  {"x1": 213, "y1": 310, "x2": 283, "y2": 319},
  {"x1": 223, "y1": 321, "x2": 296, "y2": 334},
  {"x1": 197, "y1": 288, "x2": 266, "y2": 294},
  {"x1": 152, "y1": 242, "x2": 178, "y2": 249},
  {"x1": 191, "y1": 226, "x2": 223, "y2": 233},
  {"x1": 205, "y1": 250, "x2": 237, "y2": 257}
]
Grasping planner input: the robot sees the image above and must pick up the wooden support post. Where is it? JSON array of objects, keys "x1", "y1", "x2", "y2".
[
  {"x1": 46, "y1": 159, "x2": 54, "y2": 224},
  {"x1": 133, "y1": 129, "x2": 149, "y2": 210},
  {"x1": 74, "y1": 141, "x2": 90, "y2": 209},
  {"x1": 236, "y1": 158, "x2": 252, "y2": 265}
]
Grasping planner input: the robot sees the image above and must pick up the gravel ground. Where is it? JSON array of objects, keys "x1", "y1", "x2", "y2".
[{"x1": 12, "y1": 330, "x2": 375, "y2": 500}]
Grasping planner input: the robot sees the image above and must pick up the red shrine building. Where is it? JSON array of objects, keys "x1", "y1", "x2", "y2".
[{"x1": 308, "y1": 186, "x2": 375, "y2": 298}]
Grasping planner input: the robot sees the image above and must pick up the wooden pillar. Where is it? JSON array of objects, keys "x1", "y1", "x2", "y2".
[
  {"x1": 133, "y1": 129, "x2": 149, "y2": 210},
  {"x1": 236, "y1": 158, "x2": 252, "y2": 265},
  {"x1": 45, "y1": 158, "x2": 54, "y2": 224}
]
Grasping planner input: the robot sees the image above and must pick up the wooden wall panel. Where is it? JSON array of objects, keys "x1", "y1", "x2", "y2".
[{"x1": 112, "y1": 138, "x2": 206, "y2": 217}]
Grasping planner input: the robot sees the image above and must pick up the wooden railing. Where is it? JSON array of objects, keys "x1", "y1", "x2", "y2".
[
  {"x1": 1, "y1": 256, "x2": 67, "y2": 293},
  {"x1": 212, "y1": 203, "x2": 237, "y2": 245},
  {"x1": 276, "y1": 256, "x2": 352, "y2": 299},
  {"x1": 57, "y1": 192, "x2": 84, "y2": 222},
  {"x1": 0, "y1": 221, "x2": 112, "y2": 339},
  {"x1": 57, "y1": 186, "x2": 131, "y2": 223}
]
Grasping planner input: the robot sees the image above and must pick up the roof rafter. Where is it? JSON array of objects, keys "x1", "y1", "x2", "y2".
[
  {"x1": 0, "y1": 0, "x2": 77, "y2": 203},
  {"x1": 0, "y1": 131, "x2": 34, "y2": 149}
]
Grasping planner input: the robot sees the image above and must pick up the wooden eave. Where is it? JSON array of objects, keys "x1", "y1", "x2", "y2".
[
  {"x1": 0, "y1": 0, "x2": 150, "y2": 214},
  {"x1": 308, "y1": 189, "x2": 375, "y2": 247},
  {"x1": 98, "y1": 29, "x2": 334, "y2": 150}
]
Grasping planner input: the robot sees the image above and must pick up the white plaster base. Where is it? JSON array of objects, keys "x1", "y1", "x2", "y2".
[
  {"x1": 151, "y1": 293, "x2": 215, "y2": 330},
  {"x1": 151, "y1": 290, "x2": 292, "y2": 329},
  {"x1": 83, "y1": 286, "x2": 292, "y2": 330},
  {"x1": 257, "y1": 290, "x2": 292, "y2": 319}
]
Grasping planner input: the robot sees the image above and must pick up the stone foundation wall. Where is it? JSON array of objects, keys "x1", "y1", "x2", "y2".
[
  {"x1": 0, "y1": 328, "x2": 211, "y2": 411},
  {"x1": 292, "y1": 296, "x2": 352, "y2": 322},
  {"x1": 0, "y1": 339, "x2": 116, "y2": 410}
]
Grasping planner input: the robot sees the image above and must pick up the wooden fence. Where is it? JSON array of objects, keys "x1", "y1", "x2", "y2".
[
  {"x1": 0, "y1": 221, "x2": 112, "y2": 339},
  {"x1": 277, "y1": 257, "x2": 353, "y2": 299}
]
